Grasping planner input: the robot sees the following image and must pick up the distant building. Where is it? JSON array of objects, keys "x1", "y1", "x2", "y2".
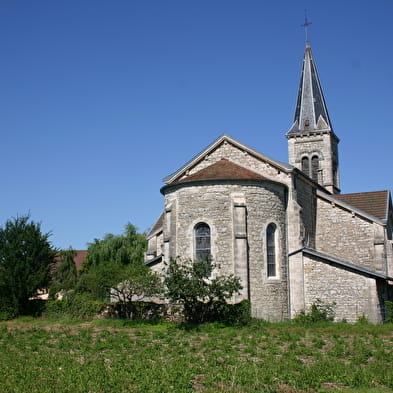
[
  {"x1": 145, "y1": 41, "x2": 393, "y2": 323},
  {"x1": 73, "y1": 250, "x2": 88, "y2": 270}
]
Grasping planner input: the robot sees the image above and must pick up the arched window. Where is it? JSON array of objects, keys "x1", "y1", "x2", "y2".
[
  {"x1": 266, "y1": 223, "x2": 277, "y2": 277},
  {"x1": 311, "y1": 155, "x2": 319, "y2": 182},
  {"x1": 195, "y1": 223, "x2": 211, "y2": 262},
  {"x1": 301, "y1": 156, "x2": 310, "y2": 177}
]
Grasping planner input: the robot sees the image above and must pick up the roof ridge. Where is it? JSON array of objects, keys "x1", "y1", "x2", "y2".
[{"x1": 177, "y1": 158, "x2": 268, "y2": 183}]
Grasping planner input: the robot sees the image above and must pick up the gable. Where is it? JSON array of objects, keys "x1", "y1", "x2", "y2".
[
  {"x1": 177, "y1": 158, "x2": 268, "y2": 182},
  {"x1": 164, "y1": 134, "x2": 292, "y2": 185}
]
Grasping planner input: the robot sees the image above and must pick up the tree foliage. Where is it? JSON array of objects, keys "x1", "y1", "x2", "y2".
[
  {"x1": 49, "y1": 248, "x2": 78, "y2": 298},
  {"x1": 164, "y1": 258, "x2": 242, "y2": 323},
  {"x1": 76, "y1": 261, "x2": 163, "y2": 318},
  {"x1": 0, "y1": 215, "x2": 56, "y2": 317},
  {"x1": 82, "y1": 223, "x2": 147, "y2": 271}
]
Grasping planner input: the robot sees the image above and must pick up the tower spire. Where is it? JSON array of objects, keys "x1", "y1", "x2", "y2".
[
  {"x1": 286, "y1": 35, "x2": 341, "y2": 194},
  {"x1": 288, "y1": 41, "x2": 333, "y2": 135}
]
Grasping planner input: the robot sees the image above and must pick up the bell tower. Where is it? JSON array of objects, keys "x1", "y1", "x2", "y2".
[{"x1": 286, "y1": 41, "x2": 340, "y2": 194}]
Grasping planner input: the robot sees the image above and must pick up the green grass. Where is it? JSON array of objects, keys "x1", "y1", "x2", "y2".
[{"x1": 0, "y1": 318, "x2": 392, "y2": 392}]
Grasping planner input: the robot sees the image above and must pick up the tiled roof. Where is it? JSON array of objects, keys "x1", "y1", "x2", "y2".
[
  {"x1": 334, "y1": 191, "x2": 389, "y2": 220},
  {"x1": 178, "y1": 158, "x2": 267, "y2": 182},
  {"x1": 53, "y1": 250, "x2": 87, "y2": 273},
  {"x1": 148, "y1": 212, "x2": 164, "y2": 236},
  {"x1": 74, "y1": 250, "x2": 88, "y2": 270}
]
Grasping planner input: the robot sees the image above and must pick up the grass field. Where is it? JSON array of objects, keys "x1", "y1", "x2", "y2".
[{"x1": 0, "y1": 318, "x2": 392, "y2": 393}]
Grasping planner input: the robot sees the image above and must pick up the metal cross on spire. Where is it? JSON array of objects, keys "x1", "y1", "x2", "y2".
[{"x1": 301, "y1": 11, "x2": 312, "y2": 43}]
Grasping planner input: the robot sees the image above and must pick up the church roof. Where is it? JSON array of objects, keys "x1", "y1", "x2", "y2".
[
  {"x1": 287, "y1": 42, "x2": 334, "y2": 136},
  {"x1": 164, "y1": 134, "x2": 292, "y2": 184},
  {"x1": 334, "y1": 191, "x2": 390, "y2": 220},
  {"x1": 292, "y1": 248, "x2": 393, "y2": 281},
  {"x1": 177, "y1": 158, "x2": 268, "y2": 182},
  {"x1": 148, "y1": 211, "x2": 164, "y2": 236}
]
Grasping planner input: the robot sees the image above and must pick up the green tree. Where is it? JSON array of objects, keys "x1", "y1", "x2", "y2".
[
  {"x1": 82, "y1": 223, "x2": 147, "y2": 271},
  {"x1": 49, "y1": 248, "x2": 78, "y2": 298},
  {"x1": 164, "y1": 258, "x2": 242, "y2": 323},
  {"x1": 0, "y1": 215, "x2": 57, "y2": 317},
  {"x1": 76, "y1": 261, "x2": 162, "y2": 318}
]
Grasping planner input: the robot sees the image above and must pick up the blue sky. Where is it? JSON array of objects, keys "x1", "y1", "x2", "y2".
[{"x1": 1, "y1": 1, "x2": 392, "y2": 250}]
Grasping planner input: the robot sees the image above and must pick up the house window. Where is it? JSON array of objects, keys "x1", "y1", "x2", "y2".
[
  {"x1": 195, "y1": 223, "x2": 211, "y2": 262},
  {"x1": 311, "y1": 155, "x2": 319, "y2": 182},
  {"x1": 301, "y1": 156, "x2": 309, "y2": 177},
  {"x1": 266, "y1": 223, "x2": 277, "y2": 277}
]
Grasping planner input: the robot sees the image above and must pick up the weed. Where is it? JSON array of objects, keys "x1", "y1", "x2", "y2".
[
  {"x1": 356, "y1": 314, "x2": 370, "y2": 325},
  {"x1": 1, "y1": 318, "x2": 393, "y2": 392},
  {"x1": 293, "y1": 299, "x2": 336, "y2": 324}
]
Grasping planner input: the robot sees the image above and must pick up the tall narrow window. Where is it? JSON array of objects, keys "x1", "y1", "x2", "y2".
[
  {"x1": 301, "y1": 156, "x2": 310, "y2": 177},
  {"x1": 311, "y1": 155, "x2": 319, "y2": 182},
  {"x1": 266, "y1": 223, "x2": 277, "y2": 277},
  {"x1": 195, "y1": 223, "x2": 211, "y2": 262}
]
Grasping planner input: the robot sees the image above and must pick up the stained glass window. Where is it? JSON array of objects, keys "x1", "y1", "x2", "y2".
[
  {"x1": 267, "y1": 223, "x2": 276, "y2": 277},
  {"x1": 195, "y1": 223, "x2": 211, "y2": 262}
]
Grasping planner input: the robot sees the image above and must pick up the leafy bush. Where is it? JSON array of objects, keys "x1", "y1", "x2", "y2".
[
  {"x1": 76, "y1": 261, "x2": 163, "y2": 319},
  {"x1": 293, "y1": 299, "x2": 336, "y2": 324},
  {"x1": 106, "y1": 301, "x2": 165, "y2": 320},
  {"x1": 0, "y1": 310, "x2": 15, "y2": 321},
  {"x1": 215, "y1": 299, "x2": 251, "y2": 326},
  {"x1": 385, "y1": 300, "x2": 393, "y2": 323},
  {"x1": 356, "y1": 314, "x2": 370, "y2": 325},
  {"x1": 164, "y1": 258, "x2": 242, "y2": 323},
  {"x1": 44, "y1": 293, "x2": 105, "y2": 319}
]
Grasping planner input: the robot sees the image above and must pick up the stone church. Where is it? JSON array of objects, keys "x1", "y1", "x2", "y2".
[{"x1": 145, "y1": 41, "x2": 393, "y2": 323}]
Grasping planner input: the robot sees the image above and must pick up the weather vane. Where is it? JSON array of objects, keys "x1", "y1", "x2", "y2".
[{"x1": 301, "y1": 10, "x2": 312, "y2": 42}]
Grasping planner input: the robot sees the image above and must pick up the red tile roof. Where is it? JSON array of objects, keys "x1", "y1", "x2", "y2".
[
  {"x1": 178, "y1": 158, "x2": 267, "y2": 182},
  {"x1": 53, "y1": 250, "x2": 87, "y2": 274},
  {"x1": 73, "y1": 250, "x2": 88, "y2": 270},
  {"x1": 334, "y1": 190, "x2": 389, "y2": 220}
]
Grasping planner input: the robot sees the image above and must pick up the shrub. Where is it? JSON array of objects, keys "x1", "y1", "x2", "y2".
[
  {"x1": 0, "y1": 310, "x2": 15, "y2": 321},
  {"x1": 217, "y1": 299, "x2": 251, "y2": 326},
  {"x1": 164, "y1": 258, "x2": 242, "y2": 323},
  {"x1": 105, "y1": 301, "x2": 165, "y2": 320},
  {"x1": 76, "y1": 261, "x2": 163, "y2": 317},
  {"x1": 385, "y1": 300, "x2": 393, "y2": 323},
  {"x1": 355, "y1": 314, "x2": 370, "y2": 325},
  {"x1": 0, "y1": 302, "x2": 17, "y2": 320},
  {"x1": 44, "y1": 293, "x2": 105, "y2": 319},
  {"x1": 293, "y1": 299, "x2": 336, "y2": 324}
]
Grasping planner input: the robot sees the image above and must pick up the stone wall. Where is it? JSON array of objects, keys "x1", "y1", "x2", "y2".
[
  {"x1": 303, "y1": 253, "x2": 383, "y2": 323},
  {"x1": 146, "y1": 231, "x2": 163, "y2": 259},
  {"x1": 295, "y1": 177, "x2": 316, "y2": 249},
  {"x1": 162, "y1": 179, "x2": 289, "y2": 321},
  {"x1": 316, "y1": 195, "x2": 385, "y2": 272},
  {"x1": 287, "y1": 132, "x2": 339, "y2": 193}
]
